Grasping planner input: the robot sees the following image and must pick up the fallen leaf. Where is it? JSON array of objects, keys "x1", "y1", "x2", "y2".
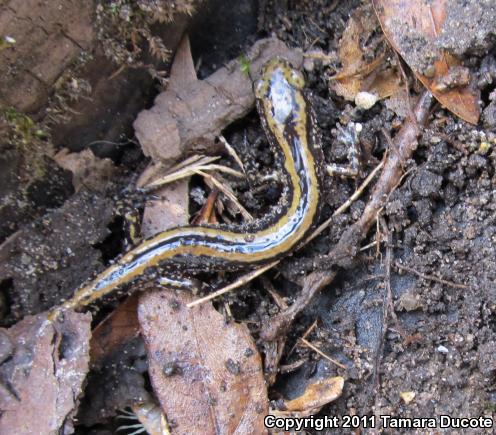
[
  {"x1": 0, "y1": 312, "x2": 91, "y2": 434},
  {"x1": 282, "y1": 376, "x2": 344, "y2": 412},
  {"x1": 77, "y1": 294, "x2": 151, "y2": 426},
  {"x1": 138, "y1": 290, "x2": 268, "y2": 435},
  {"x1": 372, "y1": 0, "x2": 480, "y2": 124},
  {"x1": 90, "y1": 293, "x2": 141, "y2": 368},
  {"x1": 385, "y1": 89, "x2": 411, "y2": 118},
  {"x1": 133, "y1": 37, "x2": 303, "y2": 163},
  {"x1": 331, "y1": 15, "x2": 367, "y2": 100},
  {"x1": 136, "y1": 35, "x2": 194, "y2": 238},
  {"x1": 330, "y1": 7, "x2": 402, "y2": 103},
  {"x1": 367, "y1": 67, "x2": 403, "y2": 100},
  {"x1": 141, "y1": 180, "x2": 190, "y2": 238},
  {"x1": 54, "y1": 148, "x2": 117, "y2": 192}
]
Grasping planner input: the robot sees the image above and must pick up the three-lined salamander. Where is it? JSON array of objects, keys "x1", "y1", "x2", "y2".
[{"x1": 50, "y1": 58, "x2": 325, "y2": 317}]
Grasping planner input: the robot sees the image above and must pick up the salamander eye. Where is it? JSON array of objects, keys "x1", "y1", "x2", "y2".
[{"x1": 288, "y1": 69, "x2": 305, "y2": 89}]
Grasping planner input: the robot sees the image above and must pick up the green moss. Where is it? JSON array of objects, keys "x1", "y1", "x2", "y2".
[
  {"x1": 4, "y1": 108, "x2": 47, "y2": 141},
  {"x1": 2, "y1": 107, "x2": 50, "y2": 179},
  {"x1": 239, "y1": 54, "x2": 252, "y2": 76}
]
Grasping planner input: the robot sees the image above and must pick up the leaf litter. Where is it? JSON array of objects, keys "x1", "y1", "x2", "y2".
[
  {"x1": 68, "y1": 35, "x2": 303, "y2": 433},
  {"x1": 372, "y1": 0, "x2": 480, "y2": 124},
  {"x1": 3, "y1": 1, "x2": 493, "y2": 432}
]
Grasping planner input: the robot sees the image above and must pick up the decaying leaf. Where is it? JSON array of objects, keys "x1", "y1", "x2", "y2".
[
  {"x1": 372, "y1": 0, "x2": 480, "y2": 124},
  {"x1": 137, "y1": 35, "x2": 195, "y2": 238},
  {"x1": 330, "y1": 15, "x2": 368, "y2": 100},
  {"x1": 133, "y1": 37, "x2": 303, "y2": 163},
  {"x1": 138, "y1": 290, "x2": 268, "y2": 435},
  {"x1": 0, "y1": 312, "x2": 91, "y2": 434},
  {"x1": 84, "y1": 293, "x2": 160, "y2": 428},
  {"x1": 54, "y1": 148, "x2": 117, "y2": 192},
  {"x1": 330, "y1": 7, "x2": 402, "y2": 103},
  {"x1": 140, "y1": 179, "x2": 190, "y2": 238},
  {"x1": 78, "y1": 294, "x2": 152, "y2": 426},
  {"x1": 90, "y1": 293, "x2": 141, "y2": 368},
  {"x1": 281, "y1": 376, "x2": 344, "y2": 412}
]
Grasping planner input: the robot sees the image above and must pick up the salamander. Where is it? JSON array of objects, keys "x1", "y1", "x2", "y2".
[{"x1": 49, "y1": 57, "x2": 325, "y2": 317}]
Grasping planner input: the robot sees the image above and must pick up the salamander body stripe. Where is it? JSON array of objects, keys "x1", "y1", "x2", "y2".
[{"x1": 57, "y1": 58, "x2": 324, "y2": 312}]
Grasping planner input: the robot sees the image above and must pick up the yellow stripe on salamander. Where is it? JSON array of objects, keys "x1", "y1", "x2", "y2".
[{"x1": 49, "y1": 58, "x2": 323, "y2": 318}]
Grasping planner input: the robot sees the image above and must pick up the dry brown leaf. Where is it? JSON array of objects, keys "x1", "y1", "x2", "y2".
[
  {"x1": 282, "y1": 376, "x2": 344, "y2": 412},
  {"x1": 330, "y1": 10, "x2": 402, "y2": 103},
  {"x1": 134, "y1": 37, "x2": 303, "y2": 163},
  {"x1": 79, "y1": 294, "x2": 151, "y2": 427},
  {"x1": 0, "y1": 312, "x2": 91, "y2": 434},
  {"x1": 366, "y1": 67, "x2": 403, "y2": 100},
  {"x1": 54, "y1": 148, "x2": 117, "y2": 192},
  {"x1": 385, "y1": 89, "x2": 411, "y2": 118},
  {"x1": 141, "y1": 180, "x2": 190, "y2": 238},
  {"x1": 331, "y1": 16, "x2": 366, "y2": 100},
  {"x1": 138, "y1": 290, "x2": 268, "y2": 435},
  {"x1": 90, "y1": 293, "x2": 141, "y2": 368},
  {"x1": 137, "y1": 36, "x2": 196, "y2": 238},
  {"x1": 372, "y1": 0, "x2": 480, "y2": 124}
]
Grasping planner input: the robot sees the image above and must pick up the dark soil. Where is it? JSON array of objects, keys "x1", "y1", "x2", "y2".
[
  {"x1": 254, "y1": 0, "x2": 496, "y2": 431},
  {"x1": 1, "y1": 0, "x2": 495, "y2": 433}
]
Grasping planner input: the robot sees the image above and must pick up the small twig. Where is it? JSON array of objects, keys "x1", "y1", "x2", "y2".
[
  {"x1": 141, "y1": 155, "x2": 220, "y2": 191},
  {"x1": 260, "y1": 270, "x2": 337, "y2": 341},
  {"x1": 288, "y1": 319, "x2": 318, "y2": 357},
  {"x1": 171, "y1": 155, "x2": 219, "y2": 171},
  {"x1": 145, "y1": 162, "x2": 243, "y2": 191},
  {"x1": 299, "y1": 338, "x2": 347, "y2": 369},
  {"x1": 108, "y1": 63, "x2": 126, "y2": 80},
  {"x1": 260, "y1": 90, "x2": 433, "y2": 342},
  {"x1": 279, "y1": 359, "x2": 307, "y2": 374},
  {"x1": 194, "y1": 169, "x2": 253, "y2": 221},
  {"x1": 302, "y1": 320, "x2": 318, "y2": 340},
  {"x1": 261, "y1": 276, "x2": 288, "y2": 310},
  {"x1": 394, "y1": 262, "x2": 470, "y2": 290},
  {"x1": 191, "y1": 188, "x2": 219, "y2": 225},
  {"x1": 373, "y1": 219, "x2": 395, "y2": 388},
  {"x1": 359, "y1": 240, "x2": 379, "y2": 252},
  {"x1": 196, "y1": 164, "x2": 244, "y2": 178},
  {"x1": 219, "y1": 135, "x2": 246, "y2": 174},
  {"x1": 393, "y1": 50, "x2": 416, "y2": 125},
  {"x1": 187, "y1": 261, "x2": 279, "y2": 308}
]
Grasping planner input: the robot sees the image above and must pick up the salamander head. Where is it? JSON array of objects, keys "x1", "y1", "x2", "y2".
[
  {"x1": 255, "y1": 58, "x2": 306, "y2": 127},
  {"x1": 255, "y1": 58, "x2": 305, "y2": 101}
]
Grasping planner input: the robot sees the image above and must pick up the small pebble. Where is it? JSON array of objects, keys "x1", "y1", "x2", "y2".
[{"x1": 355, "y1": 91, "x2": 378, "y2": 110}]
